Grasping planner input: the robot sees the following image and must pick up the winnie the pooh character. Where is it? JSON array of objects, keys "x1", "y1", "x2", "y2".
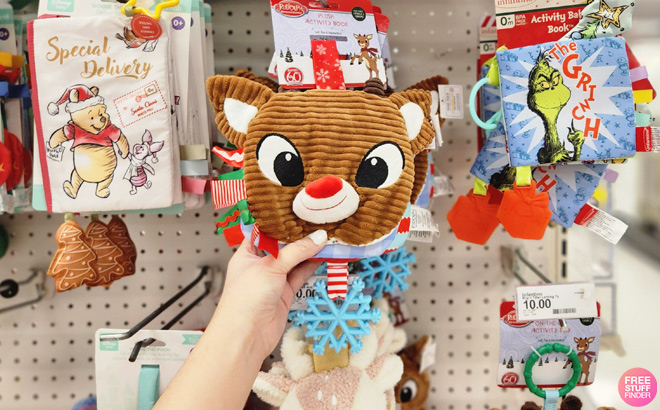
[{"x1": 47, "y1": 85, "x2": 129, "y2": 199}]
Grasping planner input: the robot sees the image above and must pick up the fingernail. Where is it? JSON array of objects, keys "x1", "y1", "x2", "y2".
[{"x1": 308, "y1": 230, "x2": 327, "y2": 246}]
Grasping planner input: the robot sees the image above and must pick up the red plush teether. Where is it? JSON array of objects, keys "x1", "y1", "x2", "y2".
[
  {"x1": 0, "y1": 141, "x2": 11, "y2": 187},
  {"x1": 447, "y1": 187, "x2": 501, "y2": 245},
  {"x1": 496, "y1": 181, "x2": 552, "y2": 240}
]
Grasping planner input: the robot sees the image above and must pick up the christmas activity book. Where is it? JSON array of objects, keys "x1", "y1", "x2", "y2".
[{"x1": 497, "y1": 37, "x2": 635, "y2": 167}]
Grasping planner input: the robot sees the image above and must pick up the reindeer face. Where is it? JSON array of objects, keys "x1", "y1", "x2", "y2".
[
  {"x1": 353, "y1": 33, "x2": 373, "y2": 49},
  {"x1": 207, "y1": 76, "x2": 434, "y2": 245},
  {"x1": 574, "y1": 337, "x2": 595, "y2": 352}
]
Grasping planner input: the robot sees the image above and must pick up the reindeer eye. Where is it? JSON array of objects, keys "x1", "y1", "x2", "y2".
[
  {"x1": 355, "y1": 142, "x2": 404, "y2": 189},
  {"x1": 399, "y1": 379, "x2": 418, "y2": 403},
  {"x1": 256, "y1": 134, "x2": 304, "y2": 187}
]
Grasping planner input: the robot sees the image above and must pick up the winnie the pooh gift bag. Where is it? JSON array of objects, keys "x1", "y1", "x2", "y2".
[{"x1": 28, "y1": 15, "x2": 181, "y2": 213}]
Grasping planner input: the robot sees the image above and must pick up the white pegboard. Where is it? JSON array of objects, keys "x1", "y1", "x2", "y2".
[{"x1": 0, "y1": 1, "x2": 566, "y2": 410}]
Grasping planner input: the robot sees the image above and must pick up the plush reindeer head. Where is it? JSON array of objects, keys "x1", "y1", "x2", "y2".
[
  {"x1": 574, "y1": 337, "x2": 594, "y2": 353},
  {"x1": 354, "y1": 33, "x2": 373, "y2": 49},
  {"x1": 207, "y1": 76, "x2": 434, "y2": 245}
]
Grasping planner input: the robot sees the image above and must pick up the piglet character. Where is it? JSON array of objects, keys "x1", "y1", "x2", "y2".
[{"x1": 124, "y1": 130, "x2": 164, "y2": 195}]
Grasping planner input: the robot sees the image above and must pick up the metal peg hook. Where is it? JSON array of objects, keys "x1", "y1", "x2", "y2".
[
  {"x1": 100, "y1": 266, "x2": 210, "y2": 342},
  {"x1": 0, "y1": 270, "x2": 47, "y2": 315},
  {"x1": 320, "y1": 0, "x2": 329, "y2": 8}
]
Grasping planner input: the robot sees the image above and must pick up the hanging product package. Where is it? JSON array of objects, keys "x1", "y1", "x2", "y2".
[{"x1": 28, "y1": 14, "x2": 180, "y2": 213}]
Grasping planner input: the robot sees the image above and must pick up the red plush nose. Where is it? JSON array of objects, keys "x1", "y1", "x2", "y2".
[{"x1": 305, "y1": 176, "x2": 343, "y2": 199}]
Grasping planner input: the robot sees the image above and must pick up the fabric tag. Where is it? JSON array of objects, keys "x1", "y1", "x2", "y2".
[
  {"x1": 574, "y1": 203, "x2": 628, "y2": 244},
  {"x1": 544, "y1": 389, "x2": 559, "y2": 410},
  {"x1": 0, "y1": 192, "x2": 14, "y2": 213},
  {"x1": 211, "y1": 146, "x2": 244, "y2": 167},
  {"x1": 430, "y1": 114, "x2": 443, "y2": 149},
  {"x1": 515, "y1": 282, "x2": 597, "y2": 321},
  {"x1": 407, "y1": 205, "x2": 439, "y2": 242},
  {"x1": 419, "y1": 338, "x2": 437, "y2": 373},
  {"x1": 179, "y1": 144, "x2": 207, "y2": 161},
  {"x1": 211, "y1": 178, "x2": 246, "y2": 209},
  {"x1": 636, "y1": 127, "x2": 660, "y2": 152},
  {"x1": 438, "y1": 84, "x2": 464, "y2": 119},
  {"x1": 433, "y1": 174, "x2": 453, "y2": 197},
  {"x1": 181, "y1": 176, "x2": 208, "y2": 195}
]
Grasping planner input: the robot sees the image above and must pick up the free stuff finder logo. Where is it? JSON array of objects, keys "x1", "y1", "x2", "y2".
[{"x1": 619, "y1": 368, "x2": 657, "y2": 407}]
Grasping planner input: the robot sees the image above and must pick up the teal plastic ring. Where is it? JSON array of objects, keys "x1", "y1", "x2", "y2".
[
  {"x1": 469, "y1": 77, "x2": 502, "y2": 131},
  {"x1": 524, "y1": 343, "x2": 581, "y2": 398}
]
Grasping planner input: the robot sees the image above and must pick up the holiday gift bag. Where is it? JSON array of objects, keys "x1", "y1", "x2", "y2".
[
  {"x1": 28, "y1": 15, "x2": 179, "y2": 213},
  {"x1": 497, "y1": 37, "x2": 635, "y2": 167}
]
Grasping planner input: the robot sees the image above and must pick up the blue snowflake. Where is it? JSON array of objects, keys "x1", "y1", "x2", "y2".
[
  {"x1": 357, "y1": 248, "x2": 415, "y2": 299},
  {"x1": 293, "y1": 278, "x2": 381, "y2": 354}
]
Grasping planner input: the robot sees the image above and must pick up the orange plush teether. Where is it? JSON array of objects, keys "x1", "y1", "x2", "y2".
[
  {"x1": 496, "y1": 181, "x2": 552, "y2": 240},
  {"x1": 47, "y1": 219, "x2": 98, "y2": 292},
  {"x1": 447, "y1": 187, "x2": 501, "y2": 245}
]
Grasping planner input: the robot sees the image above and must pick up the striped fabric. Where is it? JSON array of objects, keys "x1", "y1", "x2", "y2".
[
  {"x1": 326, "y1": 262, "x2": 349, "y2": 300},
  {"x1": 211, "y1": 179, "x2": 247, "y2": 209},
  {"x1": 211, "y1": 146, "x2": 244, "y2": 167}
]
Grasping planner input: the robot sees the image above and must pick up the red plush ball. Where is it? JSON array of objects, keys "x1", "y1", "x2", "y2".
[
  {"x1": 496, "y1": 181, "x2": 552, "y2": 240},
  {"x1": 447, "y1": 188, "x2": 501, "y2": 245}
]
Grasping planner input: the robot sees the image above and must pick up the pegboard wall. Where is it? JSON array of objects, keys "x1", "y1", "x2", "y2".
[{"x1": 0, "y1": 1, "x2": 566, "y2": 409}]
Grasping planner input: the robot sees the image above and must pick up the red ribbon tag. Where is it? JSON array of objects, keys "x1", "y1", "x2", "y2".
[{"x1": 311, "y1": 40, "x2": 346, "y2": 90}]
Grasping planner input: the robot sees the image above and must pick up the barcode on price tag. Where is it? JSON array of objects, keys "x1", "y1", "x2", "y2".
[{"x1": 515, "y1": 282, "x2": 597, "y2": 321}]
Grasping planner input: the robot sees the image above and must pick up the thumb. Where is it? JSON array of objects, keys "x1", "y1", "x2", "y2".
[{"x1": 272, "y1": 230, "x2": 327, "y2": 273}]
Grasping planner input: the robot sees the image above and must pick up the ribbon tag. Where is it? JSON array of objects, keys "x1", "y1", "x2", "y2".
[
  {"x1": 211, "y1": 146, "x2": 244, "y2": 168},
  {"x1": 543, "y1": 389, "x2": 559, "y2": 410},
  {"x1": 636, "y1": 127, "x2": 660, "y2": 153},
  {"x1": 211, "y1": 179, "x2": 246, "y2": 209},
  {"x1": 310, "y1": 40, "x2": 346, "y2": 90}
]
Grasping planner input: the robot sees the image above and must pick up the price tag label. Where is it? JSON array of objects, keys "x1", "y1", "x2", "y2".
[
  {"x1": 515, "y1": 282, "x2": 597, "y2": 321},
  {"x1": 438, "y1": 85, "x2": 464, "y2": 119},
  {"x1": 291, "y1": 275, "x2": 357, "y2": 311}
]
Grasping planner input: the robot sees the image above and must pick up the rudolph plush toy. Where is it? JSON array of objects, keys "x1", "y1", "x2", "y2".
[{"x1": 207, "y1": 76, "x2": 435, "y2": 259}]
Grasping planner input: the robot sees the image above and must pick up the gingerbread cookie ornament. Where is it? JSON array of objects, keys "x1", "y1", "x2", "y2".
[
  {"x1": 85, "y1": 216, "x2": 125, "y2": 287},
  {"x1": 47, "y1": 215, "x2": 98, "y2": 292},
  {"x1": 106, "y1": 215, "x2": 137, "y2": 278}
]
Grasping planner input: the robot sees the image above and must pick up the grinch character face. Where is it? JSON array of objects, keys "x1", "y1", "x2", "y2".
[{"x1": 528, "y1": 55, "x2": 571, "y2": 113}]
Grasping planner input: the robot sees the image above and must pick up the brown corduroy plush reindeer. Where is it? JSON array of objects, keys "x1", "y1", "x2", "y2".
[{"x1": 206, "y1": 75, "x2": 435, "y2": 245}]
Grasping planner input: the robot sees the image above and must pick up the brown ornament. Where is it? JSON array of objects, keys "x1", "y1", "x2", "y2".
[
  {"x1": 86, "y1": 219, "x2": 124, "y2": 287},
  {"x1": 106, "y1": 215, "x2": 137, "y2": 278},
  {"x1": 47, "y1": 219, "x2": 98, "y2": 292}
]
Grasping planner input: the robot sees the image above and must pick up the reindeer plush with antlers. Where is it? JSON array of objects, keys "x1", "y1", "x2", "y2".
[
  {"x1": 350, "y1": 34, "x2": 380, "y2": 79},
  {"x1": 563, "y1": 337, "x2": 596, "y2": 384},
  {"x1": 206, "y1": 75, "x2": 434, "y2": 246}
]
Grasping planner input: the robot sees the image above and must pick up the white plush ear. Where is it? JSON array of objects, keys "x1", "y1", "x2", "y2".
[
  {"x1": 224, "y1": 98, "x2": 258, "y2": 134},
  {"x1": 206, "y1": 75, "x2": 274, "y2": 147},
  {"x1": 349, "y1": 331, "x2": 378, "y2": 370},
  {"x1": 388, "y1": 90, "x2": 434, "y2": 155},
  {"x1": 399, "y1": 102, "x2": 425, "y2": 141},
  {"x1": 430, "y1": 90, "x2": 439, "y2": 115},
  {"x1": 372, "y1": 355, "x2": 404, "y2": 391},
  {"x1": 252, "y1": 372, "x2": 294, "y2": 407},
  {"x1": 281, "y1": 327, "x2": 315, "y2": 380}
]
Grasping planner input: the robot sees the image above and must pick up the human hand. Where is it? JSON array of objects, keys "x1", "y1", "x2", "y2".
[{"x1": 213, "y1": 230, "x2": 328, "y2": 360}]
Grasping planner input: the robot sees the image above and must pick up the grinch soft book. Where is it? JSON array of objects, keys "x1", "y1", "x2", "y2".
[{"x1": 497, "y1": 37, "x2": 635, "y2": 167}]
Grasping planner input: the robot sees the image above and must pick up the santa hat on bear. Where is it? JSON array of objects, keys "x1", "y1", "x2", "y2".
[{"x1": 48, "y1": 85, "x2": 105, "y2": 115}]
